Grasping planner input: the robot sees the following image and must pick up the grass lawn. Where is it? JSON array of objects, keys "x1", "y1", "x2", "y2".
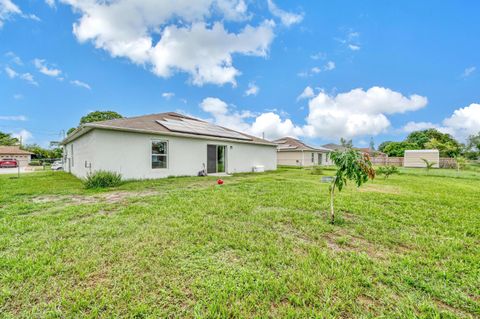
[{"x1": 0, "y1": 168, "x2": 479, "y2": 318}]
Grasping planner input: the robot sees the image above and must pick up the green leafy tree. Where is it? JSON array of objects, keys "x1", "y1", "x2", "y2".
[
  {"x1": 329, "y1": 150, "x2": 376, "y2": 224},
  {"x1": 79, "y1": 111, "x2": 123, "y2": 125},
  {"x1": 406, "y1": 129, "x2": 461, "y2": 157},
  {"x1": 0, "y1": 131, "x2": 20, "y2": 146},
  {"x1": 369, "y1": 137, "x2": 375, "y2": 152},
  {"x1": 378, "y1": 141, "x2": 393, "y2": 153},
  {"x1": 340, "y1": 137, "x2": 353, "y2": 148},
  {"x1": 66, "y1": 127, "x2": 76, "y2": 135},
  {"x1": 464, "y1": 132, "x2": 480, "y2": 159},
  {"x1": 382, "y1": 142, "x2": 419, "y2": 157}
]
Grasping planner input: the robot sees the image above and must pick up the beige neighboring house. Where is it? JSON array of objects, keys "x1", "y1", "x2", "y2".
[
  {"x1": 61, "y1": 112, "x2": 277, "y2": 179},
  {"x1": 404, "y1": 150, "x2": 440, "y2": 168},
  {"x1": 274, "y1": 137, "x2": 332, "y2": 166},
  {"x1": 0, "y1": 146, "x2": 33, "y2": 167}
]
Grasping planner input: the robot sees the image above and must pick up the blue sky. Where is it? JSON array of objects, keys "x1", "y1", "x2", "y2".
[{"x1": 1, "y1": 0, "x2": 479, "y2": 147}]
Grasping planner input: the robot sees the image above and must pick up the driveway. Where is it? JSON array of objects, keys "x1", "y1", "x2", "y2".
[{"x1": 0, "y1": 167, "x2": 33, "y2": 175}]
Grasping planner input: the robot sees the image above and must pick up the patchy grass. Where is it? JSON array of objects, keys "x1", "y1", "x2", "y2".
[{"x1": 0, "y1": 168, "x2": 479, "y2": 318}]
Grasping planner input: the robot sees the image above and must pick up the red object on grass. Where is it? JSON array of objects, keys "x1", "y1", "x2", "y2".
[{"x1": 217, "y1": 179, "x2": 224, "y2": 185}]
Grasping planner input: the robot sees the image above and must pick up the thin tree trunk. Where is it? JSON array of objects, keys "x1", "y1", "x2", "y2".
[{"x1": 330, "y1": 178, "x2": 336, "y2": 224}]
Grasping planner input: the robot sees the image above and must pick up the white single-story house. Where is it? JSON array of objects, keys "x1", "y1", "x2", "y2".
[
  {"x1": 404, "y1": 149, "x2": 440, "y2": 168},
  {"x1": 0, "y1": 146, "x2": 33, "y2": 167},
  {"x1": 61, "y1": 112, "x2": 277, "y2": 179},
  {"x1": 274, "y1": 137, "x2": 333, "y2": 166}
]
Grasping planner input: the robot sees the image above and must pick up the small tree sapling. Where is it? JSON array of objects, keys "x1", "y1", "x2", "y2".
[{"x1": 329, "y1": 150, "x2": 376, "y2": 224}]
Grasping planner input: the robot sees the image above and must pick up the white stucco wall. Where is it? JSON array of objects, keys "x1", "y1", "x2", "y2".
[
  {"x1": 65, "y1": 129, "x2": 277, "y2": 179},
  {"x1": 277, "y1": 151, "x2": 332, "y2": 166}
]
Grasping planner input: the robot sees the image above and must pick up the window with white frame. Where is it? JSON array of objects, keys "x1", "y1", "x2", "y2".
[
  {"x1": 70, "y1": 144, "x2": 74, "y2": 167},
  {"x1": 152, "y1": 140, "x2": 168, "y2": 169}
]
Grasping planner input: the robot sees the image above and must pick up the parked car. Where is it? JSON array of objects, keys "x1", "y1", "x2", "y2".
[
  {"x1": 0, "y1": 158, "x2": 18, "y2": 168},
  {"x1": 51, "y1": 160, "x2": 64, "y2": 171}
]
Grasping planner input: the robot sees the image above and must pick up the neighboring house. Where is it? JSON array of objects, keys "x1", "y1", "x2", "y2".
[
  {"x1": 404, "y1": 149, "x2": 440, "y2": 168},
  {"x1": 0, "y1": 146, "x2": 33, "y2": 167},
  {"x1": 322, "y1": 143, "x2": 348, "y2": 152},
  {"x1": 274, "y1": 137, "x2": 332, "y2": 166},
  {"x1": 61, "y1": 112, "x2": 277, "y2": 179}
]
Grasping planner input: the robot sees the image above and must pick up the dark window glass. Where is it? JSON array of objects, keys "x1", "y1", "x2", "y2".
[{"x1": 152, "y1": 141, "x2": 167, "y2": 169}]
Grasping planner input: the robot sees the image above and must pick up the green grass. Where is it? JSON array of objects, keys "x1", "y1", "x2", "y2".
[{"x1": 0, "y1": 168, "x2": 479, "y2": 318}]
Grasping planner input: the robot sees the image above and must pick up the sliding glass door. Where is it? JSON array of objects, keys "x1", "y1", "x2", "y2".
[{"x1": 207, "y1": 145, "x2": 226, "y2": 173}]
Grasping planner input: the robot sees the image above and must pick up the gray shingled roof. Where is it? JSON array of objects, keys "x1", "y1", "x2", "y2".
[
  {"x1": 62, "y1": 112, "x2": 276, "y2": 146},
  {"x1": 274, "y1": 137, "x2": 331, "y2": 152}
]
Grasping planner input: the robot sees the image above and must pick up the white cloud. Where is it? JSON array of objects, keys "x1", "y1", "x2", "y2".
[
  {"x1": 5, "y1": 66, "x2": 17, "y2": 78},
  {"x1": 162, "y1": 92, "x2": 175, "y2": 100},
  {"x1": 5, "y1": 51, "x2": 22, "y2": 65},
  {"x1": 34, "y1": 58, "x2": 62, "y2": 77},
  {"x1": 4, "y1": 66, "x2": 38, "y2": 85},
  {"x1": 324, "y1": 61, "x2": 335, "y2": 71},
  {"x1": 0, "y1": 0, "x2": 21, "y2": 28},
  {"x1": 70, "y1": 79, "x2": 91, "y2": 90},
  {"x1": 297, "y1": 86, "x2": 314, "y2": 100},
  {"x1": 310, "y1": 52, "x2": 326, "y2": 60},
  {"x1": 462, "y1": 66, "x2": 476, "y2": 78},
  {"x1": 266, "y1": 0, "x2": 303, "y2": 27},
  {"x1": 200, "y1": 97, "x2": 302, "y2": 140},
  {"x1": 442, "y1": 103, "x2": 480, "y2": 140},
  {"x1": 0, "y1": 115, "x2": 27, "y2": 121},
  {"x1": 298, "y1": 61, "x2": 335, "y2": 77},
  {"x1": 244, "y1": 82, "x2": 259, "y2": 96},
  {"x1": 45, "y1": 0, "x2": 55, "y2": 8},
  {"x1": 348, "y1": 44, "x2": 361, "y2": 51},
  {"x1": 20, "y1": 72, "x2": 38, "y2": 86},
  {"x1": 0, "y1": 0, "x2": 40, "y2": 27},
  {"x1": 13, "y1": 93, "x2": 23, "y2": 100},
  {"x1": 401, "y1": 104, "x2": 480, "y2": 141},
  {"x1": 11, "y1": 129, "x2": 32, "y2": 143},
  {"x1": 62, "y1": 0, "x2": 277, "y2": 86},
  {"x1": 304, "y1": 87, "x2": 428, "y2": 139}
]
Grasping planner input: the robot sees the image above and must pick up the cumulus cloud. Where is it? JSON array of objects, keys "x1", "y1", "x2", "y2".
[
  {"x1": 266, "y1": 0, "x2": 303, "y2": 27},
  {"x1": 201, "y1": 87, "x2": 428, "y2": 140},
  {"x1": 348, "y1": 44, "x2": 361, "y2": 51},
  {"x1": 297, "y1": 86, "x2": 314, "y2": 100},
  {"x1": 401, "y1": 104, "x2": 480, "y2": 141},
  {"x1": 70, "y1": 79, "x2": 91, "y2": 90},
  {"x1": 45, "y1": 0, "x2": 55, "y2": 8},
  {"x1": 303, "y1": 87, "x2": 428, "y2": 139},
  {"x1": 200, "y1": 97, "x2": 302, "y2": 140},
  {"x1": 12, "y1": 129, "x2": 32, "y2": 143},
  {"x1": 34, "y1": 58, "x2": 62, "y2": 77},
  {"x1": 4, "y1": 66, "x2": 38, "y2": 85},
  {"x1": 62, "y1": 0, "x2": 281, "y2": 86},
  {"x1": 5, "y1": 51, "x2": 22, "y2": 65},
  {"x1": 245, "y1": 82, "x2": 259, "y2": 96}
]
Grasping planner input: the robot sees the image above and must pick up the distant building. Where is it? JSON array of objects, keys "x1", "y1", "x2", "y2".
[
  {"x1": 275, "y1": 137, "x2": 332, "y2": 166},
  {"x1": 404, "y1": 150, "x2": 439, "y2": 168},
  {"x1": 0, "y1": 146, "x2": 33, "y2": 167}
]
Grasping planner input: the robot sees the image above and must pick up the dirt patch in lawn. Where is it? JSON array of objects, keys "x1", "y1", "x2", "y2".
[
  {"x1": 323, "y1": 229, "x2": 390, "y2": 260},
  {"x1": 32, "y1": 190, "x2": 161, "y2": 205},
  {"x1": 357, "y1": 184, "x2": 401, "y2": 195}
]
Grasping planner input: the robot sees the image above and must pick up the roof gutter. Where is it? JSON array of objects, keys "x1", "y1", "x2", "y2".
[{"x1": 61, "y1": 123, "x2": 277, "y2": 147}]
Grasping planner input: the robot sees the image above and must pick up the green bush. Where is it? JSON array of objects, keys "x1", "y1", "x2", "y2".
[
  {"x1": 376, "y1": 165, "x2": 399, "y2": 179},
  {"x1": 311, "y1": 166, "x2": 324, "y2": 175},
  {"x1": 29, "y1": 160, "x2": 42, "y2": 166},
  {"x1": 84, "y1": 170, "x2": 122, "y2": 189}
]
